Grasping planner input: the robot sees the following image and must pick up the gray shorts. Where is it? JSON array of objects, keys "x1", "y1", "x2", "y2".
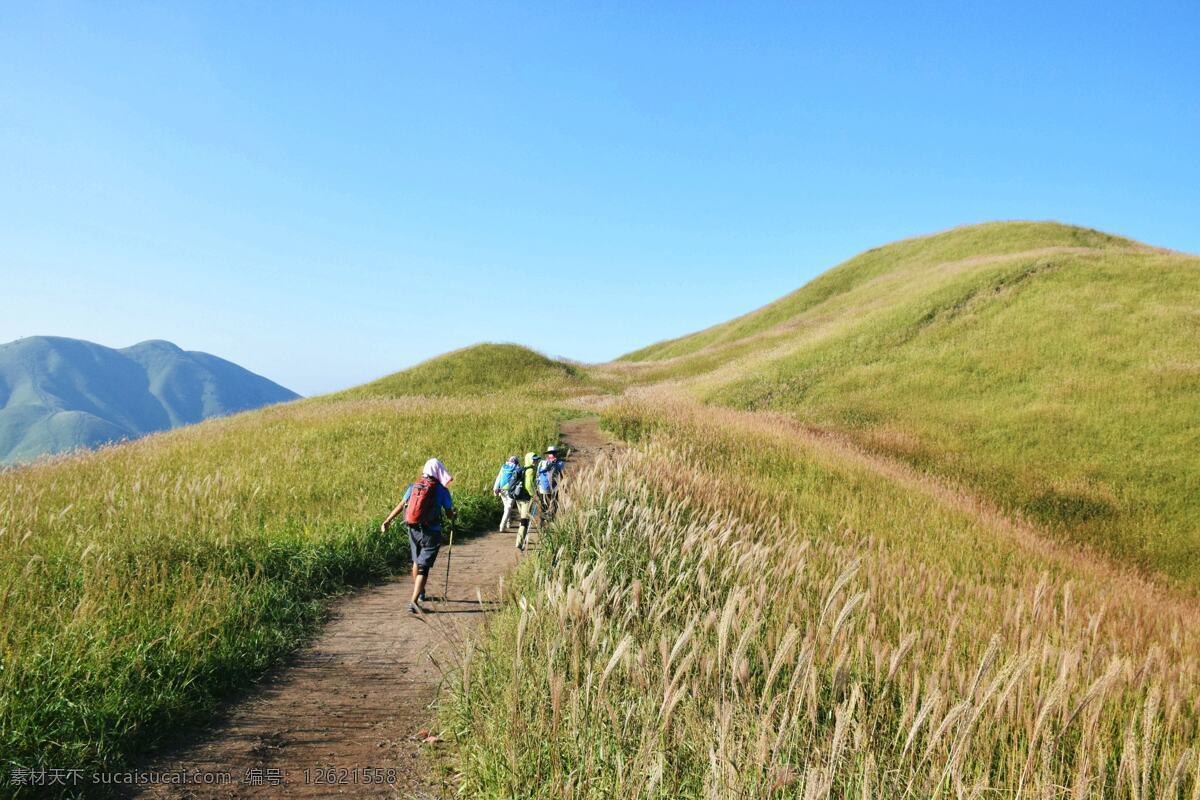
[{"x1": 408, "y1": 525, "x2": 441, "y2": 575}]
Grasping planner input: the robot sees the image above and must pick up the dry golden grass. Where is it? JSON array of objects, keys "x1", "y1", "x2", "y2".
[{"x1": 448, "y1": 398, "x2": 1200, "y2": 798}]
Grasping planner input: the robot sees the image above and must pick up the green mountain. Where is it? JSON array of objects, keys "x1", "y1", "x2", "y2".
[{"x1": 0, "y1": 336, "x2": 299, "y2": 465}]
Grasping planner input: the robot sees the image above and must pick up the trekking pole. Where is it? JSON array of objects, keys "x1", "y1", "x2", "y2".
[{"x1": 443, "y1": 520, "x2": 455, "y2": 603}]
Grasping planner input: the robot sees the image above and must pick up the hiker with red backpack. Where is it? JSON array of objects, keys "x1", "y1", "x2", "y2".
[{"x1": 380, "y1": 458, "x2": 455, "y2": 614}]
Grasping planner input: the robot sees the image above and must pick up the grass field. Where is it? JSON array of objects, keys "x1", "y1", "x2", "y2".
[
  {"x1": 610, "y1": 222, "x2": 1200, "y2": 588},
  {"x1": 5, "y1": 221, "x2": 1198, "y2": 798},
  {"x1": 448, "y1": 397, "x2": 1200, "y2": 797},
  {"x1": 0, "y1": 383, "x2": 561, "y2": 789},
  {"x1": 444, "y1": 222, "x2": 1200, "y2": 797}
]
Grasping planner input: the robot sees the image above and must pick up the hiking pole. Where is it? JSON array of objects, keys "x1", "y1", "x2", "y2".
[{"x1": 443, "y1": 520, "x2": 455, "y2": 604}]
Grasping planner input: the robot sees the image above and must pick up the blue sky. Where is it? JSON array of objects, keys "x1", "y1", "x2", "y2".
[{"x1": 2, "y1": 1, "x2": 1197, "y2": 395}]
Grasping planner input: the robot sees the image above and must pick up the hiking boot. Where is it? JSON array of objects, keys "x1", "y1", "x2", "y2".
[
  {"x1": 408, "y1": 601, "x2": 421, "y2": 614},
  {"x1": 417, "y1": 592, "x2": 427, "y2": 603}
]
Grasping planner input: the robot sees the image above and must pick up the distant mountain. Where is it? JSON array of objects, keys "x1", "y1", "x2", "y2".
[{"x1": 0, "y1": 336, "x2": 299, "y2": 465}]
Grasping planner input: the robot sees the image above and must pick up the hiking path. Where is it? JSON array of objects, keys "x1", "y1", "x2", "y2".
[{"x1": 129, "y1": 416, "x2": 615, "y2": 799}]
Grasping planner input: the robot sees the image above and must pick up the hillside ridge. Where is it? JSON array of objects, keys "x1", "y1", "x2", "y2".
[
  {"x1": 620, "y1": 220, "x2": 1154, "y2": 362},
  {"x1": 343, "y1": 342, "x2": 588, "y2": 399}
]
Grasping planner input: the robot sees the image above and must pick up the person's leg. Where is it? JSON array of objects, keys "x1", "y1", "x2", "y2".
[
  {"x1": 409, "y1": 529, "x2": 440, "y2": 610},
  {"x1": 516, "y1": 500, "x2": 531, "y2": 549},
  {"x1": 408, "y1": 526, "x2": 424, "y2": 608},
  {"x1": 499, "y1": 496, "x2": 513, "y2": 531},
  {"x1": 409, "y1": 526, "x2": 420, "y2": 579}
]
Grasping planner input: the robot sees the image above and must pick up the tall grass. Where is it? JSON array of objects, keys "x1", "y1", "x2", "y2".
[
  {"x1": 0, "y1": 395, "x2": 560, "y2": 789},
  {"x1": 447, "y1": 399, "x2": 1200, "y2": 797}
]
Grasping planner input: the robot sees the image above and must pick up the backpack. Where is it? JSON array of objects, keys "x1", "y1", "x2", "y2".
[
  {"x1": 404, "y1": 477, "x2": 441, "y2": 526},
  {"x1": 537, "y1": 458, "x2": 561, "y2": 492},
  {"x1": 507, "y1": 467, "x2": 531, "y2": 501}
]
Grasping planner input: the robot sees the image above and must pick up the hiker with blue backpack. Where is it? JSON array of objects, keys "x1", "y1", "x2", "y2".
[
  {"x1": 492, "y1": 455, "x2": 522, "y2": 531},
  {"x1": 537, "y1": 445, "x2": 565, "y2": 521},
  {"x1": 380, "y1": 457, "x2": 455, "y2": 614}
]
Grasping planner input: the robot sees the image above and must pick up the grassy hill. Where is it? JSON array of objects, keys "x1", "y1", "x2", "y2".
[
  {"x1": 0, "y1": 336, "x2": 299, "y2": 465},
  {"x1": 608, "y1": 222, "x2": 1200, "y2": 586},
  {"x1": 344, "y1": 343, "x2": 588, "y2": 399},
  {"x1": 620, "y1": 222, "x2": 1141, "y2": 362},
  {"x1": 443, "y1": 223, "x2": 1200, "y2": 797},
  {"x1": 0, "y1": 346, "x2": 565, "y2": 790}
]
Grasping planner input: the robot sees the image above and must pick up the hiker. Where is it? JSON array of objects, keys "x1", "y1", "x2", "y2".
[
  {"x1": 492, "y1": 455, "x2": 522, "y2": 531},
  {"x1": 380, "y1": 457, "x2": 455, "y2": 614},
  {"x1": 537, "y1": 445, "x2": 565, "y2": 521},
  {"x1": 513, "y1": 452, "x2": 539, "y2": 551}
]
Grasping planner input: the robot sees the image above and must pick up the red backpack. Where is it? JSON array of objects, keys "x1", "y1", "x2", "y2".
[{"x1": 404, "y1": 477, "x2": 441, "y2": 526}]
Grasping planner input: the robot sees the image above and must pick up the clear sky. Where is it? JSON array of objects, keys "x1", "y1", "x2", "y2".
[{"x1": 2, "y1": 2, "x2": 1197, "y2": 395}]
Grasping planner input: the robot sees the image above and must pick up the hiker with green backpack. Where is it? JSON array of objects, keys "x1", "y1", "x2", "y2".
[
  {"x1": 380, "y1": 457, "x2": 455, "y2": 614},
  {"x1": 513, "y1": 452, "x2": 539, "y2": 551}
]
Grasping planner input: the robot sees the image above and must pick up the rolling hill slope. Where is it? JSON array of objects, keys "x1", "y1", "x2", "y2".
[
  {"x1": 610, "y1": 221, "x2": 1200, "y2": 584},
  {"x1": 0, "y1": 336, "x2": 299, "y2": 465},
  {"x1": 343, "y1": 342, "x2": 589, "y2": 398},
  {"x1": 621, "y1": 222, "x2": 1141, "y2": 362}
]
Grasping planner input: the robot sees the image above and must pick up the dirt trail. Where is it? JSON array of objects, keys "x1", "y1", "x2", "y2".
[{"x1": 129, "y1": 417, "x2": 613, "y2": 800}]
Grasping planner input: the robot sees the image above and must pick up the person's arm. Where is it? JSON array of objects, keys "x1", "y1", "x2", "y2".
[
  {"x1": 493, "y1": 467, "x2": 504, "y2": 494},
  {"x1": 441, "y1": 486, "x2": 457, "y2": 519},
  {"x1": 380, "y1": 486, "x2": 411, "y2": 532},
  {"x1": 381, "y1": 501, "x2": 405, "y2": 532}
]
